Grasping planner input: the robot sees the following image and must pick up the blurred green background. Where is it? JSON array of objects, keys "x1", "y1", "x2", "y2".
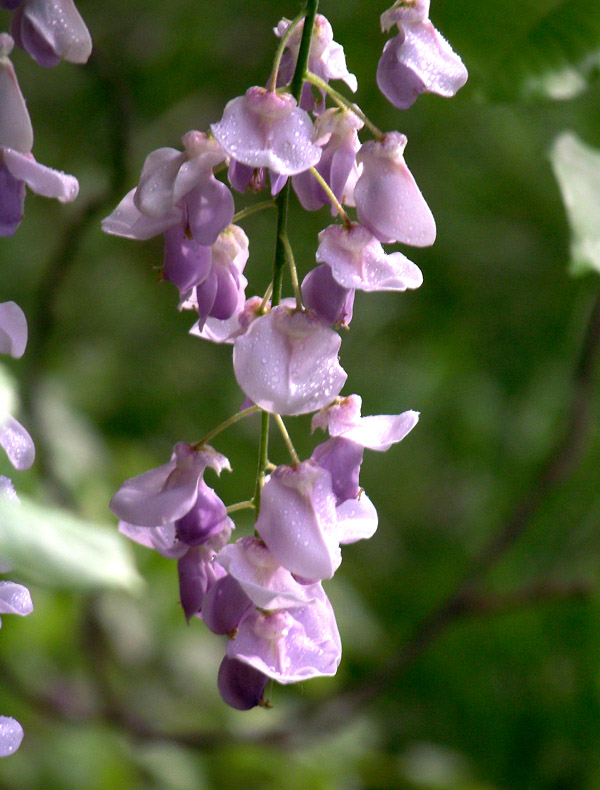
[{"x1": 1, "y1": 0, "x2": 600, "y2": 787}]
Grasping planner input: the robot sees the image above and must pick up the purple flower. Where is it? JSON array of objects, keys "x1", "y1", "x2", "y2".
[
  {"x1": 233, "y1": 305, "x2": 347, "y2": 416},
  {"x1": 354, "y1": 132, "x2": 436, "y2": 246},
  {"x1": 274, "y1": 14, "x2": 357, "y2": 112},
  {"x1": 377, "y1": 1, "x2": 467, "y2": 110},
  {"x1": 189, "y1": 295, "x2": 263, "y2": 345},
  {"x1": 179, "y1": 224, "x2": 249, "y2": 330},
  {"x1": 201, "y1": 573, "x2": 253, "y2": 635},
  {"x1": 110, "y1": 441, "x2": 230, "y2": 530},
  {"x1": 255, "y1": 461, "x2": 341, "y2": 580},
  {"x1": 0, "y1": 716, "x2": 23, "y2": 758},
  {"x1": 292, "y1": 109, "x2": 362, "y2": 213},
  {"x1": 0, "y1": 580, "x2": 33, "y2": 625},
  {"x1": 226, "y1": 584, "x2": 341, "y2": 684},
  {"x1": 0, "y1": 302, "x2": 34, "y2": 471},
  {"x1": 177, "y1": 544, "x2": 228, "y2": 622},
  {"x1": 10, "y1": 0, "x2": 92, "y2": 67},
  {"x1": 301, "y1": 264, "x2": 355, "y2": 328},
  {"x1": 102, "y1": 132, "x2": 234, "y2": 249},
  {"x1": 0, "y1": 35, "x2": 79, "y2": 236},
  {"x1": 316, "y1": 222, "x2": 423, "y2": 292},
  {"x1": 211, "y1": 87, "x2": 322, "y2": 194},
  {"x1": 312, "y1": 393, "x2": 419, "y2": 451}
]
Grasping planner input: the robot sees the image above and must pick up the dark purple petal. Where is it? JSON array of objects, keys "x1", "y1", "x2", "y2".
[
  {"x1": 227, "y1": 160, "x2": 254, "y2": 193},
  {"x1": 163, "y1": 225, "x2": 212, "y2": 294},
  {"x1": 217, "y1": 656, "x2": 268, "y2": 711},
  {"x1": 177, "y1": 545, "x2": 226, "y2": 621},
  {"x1": 0, "y1": 166, "x2": 25, "y2": 237},
  {"x1": 301, "y1": 264, "x2": 354, "y2": 327},
  {"x1": 14, "y1": 0, "x2": 92, "y2": 67},
  {"x1": 202, "y1": 574, "x2": 253, "y2": 635},
  {"x1": 174, "y1": 480, "x2": 227, "y2": 546},
  {"x1": 184, "y1": 178, "x2": 234, "y2": 247},
  {"x1": 377, "y1": 33, "x2": 425, "y2": 110},
  {"x1": 194, "y1": 269, "x2": 218, "y2": 330},
  {"x1": 311, "y1": 436, "x2": 363, "y2": 504},
  {"x1": 209, "y1": 265, "x2": 242, "y2": 321}
]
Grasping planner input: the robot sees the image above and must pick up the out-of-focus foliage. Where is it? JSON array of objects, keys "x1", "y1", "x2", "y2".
[
  {"x1": 551, "y1": 132, "x2": 600, "y2": 275},
  {"x1": 1, "y1": 1, "x2": 600, "y2": 789}
]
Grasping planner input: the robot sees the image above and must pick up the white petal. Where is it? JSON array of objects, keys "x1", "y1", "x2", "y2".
[
  {"x1": 336, "y1": 493, "x2": 378, "y2": 544},
  {"x1": 3, "y1": 148, "x2": 78, "y2": 202},
  {"x1": 0, "y1": 302, "x2": 27, "y2": 358}
]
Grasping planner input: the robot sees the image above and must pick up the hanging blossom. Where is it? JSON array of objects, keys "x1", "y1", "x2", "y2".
[
  {"x1": 0, "y1": 34, "x2": 79, "y2": 236},
  {"x1": 3, "y1": 0, "x2": 92, "y2": 67},
  {"x1": 377, "y1": 0, "x2": 468, "y2": 110},
  {"x1": 354, "y1": 131, "x2": 436, "y2": 247},
  {"x1": 292, "y1": 108, "x2": 363, "y2": 214},
  {"x1": 274, "y1": 13, "x2": 357, "y2": 112},
  {"x1": 106, "y1": 1, "x2": 468, "y2": 710},
  {"x1": 232, "y1": 304, "x2": 347, "y2": 416},
  {"x1": 212, "y1": 86, "x2": 322, "y2": 196}
]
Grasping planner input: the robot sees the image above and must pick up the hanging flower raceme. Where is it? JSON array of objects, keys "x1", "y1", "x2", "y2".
[
  {"x1": 354, "y1": 131, "x2": 436, "y2": 246},
  {"x1": 3, "y1": 0, "x2": 92, "y2": 67},
  {"x1": 232, "y1": 304, "x2": 347, "y2": 416},
  {"x1": 0, "y1": 34, "x2": 79, "y2": 236},
  {"x1": 377, "y1": 0, "x2": 468, "y2": 110},
  {"x1": 211, "y1": 86, "x2": 322, "y2": 196},
  {"x1": 274, "y1": 13, "x2": 357, "y2": 112}
]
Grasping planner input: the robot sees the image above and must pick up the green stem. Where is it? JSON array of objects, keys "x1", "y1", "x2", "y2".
[
  {"x1": 274, "y1": 414, "x2": 300, "y2": 465},
  {"x1": 290, "y1": 1, "x2": 319, "y2": 99},
  {"x1": 253, "y1": 411, "x2": 271, "y2": 513},
  {"x1": 305, "y1": 71, "x2": 384, "y2": 140},
  {"x1": 226, "y1": 500, "x2": 256, "y2": 515},
  {"x1": 233, "y1": 200, "x2": 276, "y2": 224},
  {"x1": 282, "y1": 232, "x2": 303, "y2": 309},
  {"x1": 308, "y1": 167, "x2": 352, "y2": 226},
  {"x1": 268, "y1": 10, "x2": 306, "y2": 92},
  {"x1": 192, "y1": 405, "x2": 260, "y2": 449}
]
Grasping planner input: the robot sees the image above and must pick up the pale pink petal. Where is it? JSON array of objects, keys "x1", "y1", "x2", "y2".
[
  {"x1": 0, "y1": 415, "x2": 34, "y2": 470},
  {"x1": 255, "y1": 462, "x2": 340, "y2": 580},
  {"x1": 233, "y1": 305, "x2": 347, "y2": 416},
  {"x1": 335, "y1": 493, "x2": 378, "y2": 544},
  {"x1": 3, "y1": 148, "x2": 78, "y2": 202},
  {"x1": 0, "y1": 301, "x2": 27, "y2": 358},
  {"x1": 355, "y1": 132, "x2": 435, "y2": 247},
  {"x1": 134, "y1": 147, "x2": 186, "y2": 218},
  {"x1": 0, "y1": 35, "x2": 33, "y2": 152},
  {"x1": 336, "y1": 410, "x2": 419, "y2": 450},
  {"x1": 102, "y1": 188, "x2": 182, "y2": 240}
]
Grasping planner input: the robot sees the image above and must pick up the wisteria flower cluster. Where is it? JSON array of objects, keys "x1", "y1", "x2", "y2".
[
  {"x1": 0, "y1": 0, "x2": 90, "y2": 756},
  {"x1": 105, "y1": 0, "x2": 466, "y2": 710}
]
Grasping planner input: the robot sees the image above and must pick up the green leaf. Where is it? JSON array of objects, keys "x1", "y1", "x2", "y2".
[
  {"x1": 0, "y1": 495, "x2": 143, "y2": 592},
  {"x1": 485, "y1": 0, "x2": 600, "y2": 101},
  {"x1": 550, "y1": 131, "x2": 600, "y2": 276}
]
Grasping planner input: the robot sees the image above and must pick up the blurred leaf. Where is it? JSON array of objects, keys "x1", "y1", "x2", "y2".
[
  {"x1": 550, "y1": 131, "x2": 600, "y2": 275},
  {"x1": 0, "y1": 496, "x2": 143, "y2": 592},
  {"x1": 486, "y1": 0, "x2": 600, "y2": 101}
]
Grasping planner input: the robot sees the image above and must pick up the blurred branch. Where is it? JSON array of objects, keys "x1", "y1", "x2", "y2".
[{"x1": 21, "y1": 50, "x2": 131, "y2": 505}]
